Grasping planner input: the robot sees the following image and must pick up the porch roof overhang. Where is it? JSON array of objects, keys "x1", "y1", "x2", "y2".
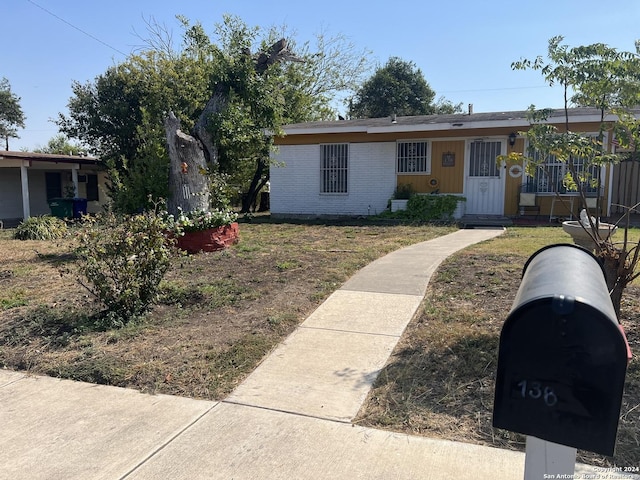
[
  {"x1": 280, "y1": 108, "x2": 630, "y2": 136},
  {"x1": 0, "y1": 151, "x2": 101, "y2": 221},
  {"x1": 0, "y1": 151, "x2": 100, "y2": 168}
]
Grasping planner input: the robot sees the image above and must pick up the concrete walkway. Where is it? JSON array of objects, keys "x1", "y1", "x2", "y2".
[{"x1": 0, "y1": 227, "x2": 620, "y2": 480}]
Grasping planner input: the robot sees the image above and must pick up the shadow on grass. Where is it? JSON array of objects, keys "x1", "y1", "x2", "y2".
[
  {"x1": 237, "y1": 213, "x2": 454, "y2": 228},
  {"x1": 0, "y1": 304, "x2": 106, "y2": 348},
  {"x1": 35, "y1": 250, "x2": 78, "y2": 266},
  {"x1": 360, "y1": 334, "x2": 501, "y2": 433}
]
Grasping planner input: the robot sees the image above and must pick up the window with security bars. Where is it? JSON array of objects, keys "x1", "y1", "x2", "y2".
[
  {"x1": 528, "y1": 150, "x2": 600, "y2": 194},
  {"x1": 320, "y1": 144, "x2": 348, "y2": 194},
  {"x1": 397, "y1": 141, "x2": 430, "y2": 173},
  {"x1": 469, "y1": 141, "x2": 501, "y2": 177}
]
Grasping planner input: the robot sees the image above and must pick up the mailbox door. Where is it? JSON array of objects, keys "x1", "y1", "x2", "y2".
[{"x1": 493, "y1": 299, "x2": 628, "y2": 456}]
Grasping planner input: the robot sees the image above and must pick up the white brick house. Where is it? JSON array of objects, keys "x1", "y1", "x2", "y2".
[{"x1": 271, "y1": 142, "x2": 396, "y2": 217}]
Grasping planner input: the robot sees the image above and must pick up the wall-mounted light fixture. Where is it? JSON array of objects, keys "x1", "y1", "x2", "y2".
[{"x1": 508, "y1": 132, "x2": 517, "y2": 147}]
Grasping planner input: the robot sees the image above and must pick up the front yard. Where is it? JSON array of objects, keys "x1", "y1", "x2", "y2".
[
  {"x1": 0, "y1": 221, "x2": 637, "y2": 468},
  {"x1": 0, "y1": 220, "x2": 452, "y2": 398}
]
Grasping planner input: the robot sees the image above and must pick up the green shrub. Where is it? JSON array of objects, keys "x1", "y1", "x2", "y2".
[
  {"x1": 405, "y1": 195, "x2": 464, "y2": 221},
  {"x1": 14, "y1": 215, "x2": 68, "y2": 240},
  {"x1": 392, "y1": 184, "x2": 415, "y2": 200},
  {"x1": 74, "y1": 210, "x2": 173, "y2": 327}
]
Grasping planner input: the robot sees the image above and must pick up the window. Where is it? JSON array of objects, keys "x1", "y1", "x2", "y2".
[
  {"x1": 528, "y1": 150, "x2": 600, "y2": 194},
  {"x1": 321, "y1": 144, "x2": 348, "y2": 194},
  {"x1": 469, "y1": 141, "x2": 501, "y2": 177},
  {"x1": 397, "y1": 141, "x2": 430, "y2": 173}
]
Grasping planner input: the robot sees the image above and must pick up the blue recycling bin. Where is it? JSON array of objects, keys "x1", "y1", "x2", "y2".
[{"x1": 72, "y1": 198, "x2": 88, "y2": 218}]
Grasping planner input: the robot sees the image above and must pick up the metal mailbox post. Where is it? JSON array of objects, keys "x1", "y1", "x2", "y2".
[{"x1": 493, "y1": 244, "x2": 631, "y2": 475}]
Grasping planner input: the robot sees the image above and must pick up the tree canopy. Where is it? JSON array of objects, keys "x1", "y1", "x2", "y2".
[
  {"x1": 57, "y1": 15, "x2": 370, "y2": 213},
  {"x1": 504, "y1": 35, "x2": 640, "y2": 315},
  {"x1": 33, "y1": 134, "x2": 85, "y2": 156},
  {"x1": 0, "y1": 77, "x2": 26, "y2": 151},
  {"x1": 348, "y1": 57, "x2": 460, "y2": 118}
]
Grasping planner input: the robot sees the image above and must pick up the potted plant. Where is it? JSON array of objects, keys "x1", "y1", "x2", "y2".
[
  {"x1": 561, "y1": 210, "x2": 617, "y2": 251},
  {"x1": 164, "y1": 207, "x2": 239, "y2": 254},
  {"x1": 390, "y1": 184, "x2": 415, "y2": 212}
]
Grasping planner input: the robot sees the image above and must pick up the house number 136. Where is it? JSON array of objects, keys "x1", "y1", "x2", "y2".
[{"x1": 517, "y1": 380, "x2": 558, "y2": 407}]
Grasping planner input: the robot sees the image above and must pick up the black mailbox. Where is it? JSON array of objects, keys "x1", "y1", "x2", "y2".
[{"x1": 493, "y1": 244, "x2": 631, "y2": 456}]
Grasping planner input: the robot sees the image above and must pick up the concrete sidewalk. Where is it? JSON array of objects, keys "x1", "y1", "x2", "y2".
[{"x1": 0, "y1": 227, "x2": 618, "y2": 479}]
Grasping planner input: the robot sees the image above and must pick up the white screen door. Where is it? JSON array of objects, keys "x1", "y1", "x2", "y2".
[{"x1": 465, "y1": 140, "x2": 505, "y2": 215}]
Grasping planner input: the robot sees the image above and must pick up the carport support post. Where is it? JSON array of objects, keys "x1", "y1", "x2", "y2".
[
  {"x1": 524, "y1": 436, "x2": 576, "y2": 479},
  {"x1": 20, "y1": 162, "x2": 30, "y2": 220},
  {"x1": 71, "y1": 167, "x2": 79, "y2": 197}
]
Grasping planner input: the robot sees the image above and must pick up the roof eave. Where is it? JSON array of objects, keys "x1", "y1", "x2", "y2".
[
  {"x1": 280, "y1": 111, "x2": 628, "y2": 137},
  {"x1": 367, "y1": 119, "x2": 531, "y2": 133},
  {"x1": 281, "y1": 126, "x2": 369, "y2": 135}
]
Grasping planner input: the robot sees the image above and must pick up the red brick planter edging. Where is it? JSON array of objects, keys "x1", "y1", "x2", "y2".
[{"x1": 175, "y1": 222, "x2": 239, "y2": 254}]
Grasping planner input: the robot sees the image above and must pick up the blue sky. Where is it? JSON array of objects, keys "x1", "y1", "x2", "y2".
[{"x1": 4, "y1": 0, "x2": 640, "y2": 151}]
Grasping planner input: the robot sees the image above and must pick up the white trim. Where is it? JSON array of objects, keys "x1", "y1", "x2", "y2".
[
  {"x1": 369, "y1": 119, "x2": 530, "y2": 134},
  {"x1": 282, "y1": 113, "x2": 626, "y2": 136},
  {"x1": 286, "y1": 126, "x2": 368, "y2": 135}
]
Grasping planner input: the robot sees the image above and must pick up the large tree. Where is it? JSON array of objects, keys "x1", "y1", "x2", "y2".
[
  {"x1": 57, "y1": 15, "x2": 369, "y2": 213},
  {"x1": 57, "y1": 27, "x2": 215, "y2": 212},
  {"x1": 348, "y1": 57, "x2": 460, "y2": 118},
  {"x1": 504, "y1": 36, "x2": 640, "y2": 315},
  {"x1": 0, "y1": 77, "x2": 26, "y2": 151},
  {"x1": 34, "y1": 134, "x2": 84, "y2": 156}
]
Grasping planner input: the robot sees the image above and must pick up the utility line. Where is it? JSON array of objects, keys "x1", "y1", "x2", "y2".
[
  {"x1": 439, "y1": 85, "x2": 552, "y2": 94},
  {"x1": 25, "y1": 0, "x2": 128, "y2": 57}
]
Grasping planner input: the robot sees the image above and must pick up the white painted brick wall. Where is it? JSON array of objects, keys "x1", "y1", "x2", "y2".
[{"x1": 271, "y1": 142, "x2": 396, "y2": 216}]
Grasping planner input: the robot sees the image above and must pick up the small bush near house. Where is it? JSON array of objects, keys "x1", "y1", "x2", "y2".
[
  {"x1": 392, "y1": 183, "x2": 415, "y2": 200},
  {"x1": 405, "y1": 195, "x2": 464, "y2": 220},
  {"x1": 74, "y1": 210, "x2": 173, "y2": 327},
  {"x1": 382, "y1": 194, "x2": 465, "y2": 221},
  {"x1": 13, "y1": 215, "x2": 68, "y2": 240}
]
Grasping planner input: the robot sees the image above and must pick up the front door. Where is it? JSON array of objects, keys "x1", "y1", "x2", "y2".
[{"x1": 464, "y1": 140, "x2": 505, "y2": 215}]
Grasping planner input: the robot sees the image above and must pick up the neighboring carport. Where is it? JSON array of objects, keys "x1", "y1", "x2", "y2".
[{"x1": 0, "y1": 151, "x2": 104, "y2": 226}]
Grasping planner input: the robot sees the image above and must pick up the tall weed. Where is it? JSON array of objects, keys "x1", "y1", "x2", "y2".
[{"x1": 14, "y1": 216, "x2": 68, "y2": 240}]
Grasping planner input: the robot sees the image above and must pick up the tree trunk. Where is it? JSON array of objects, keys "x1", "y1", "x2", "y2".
[
  {"x1": 242, "y1": 157, "x2": 269, "y2": 213},
  {"x1": 601, "y1": 256, "x2": 623, "y2": 318},
  {"x1": 599, "y1": 245, "x2": 632, "y2": 318},
  {"x1": 164, "y1": 38, "x2": 299, "y2": 216},
  {"x1": 193, "y1": 85, "x2": 229, "y2": 166},
  {"x1": 164, "y1": 112, "x2": 210, "y2": 215}
]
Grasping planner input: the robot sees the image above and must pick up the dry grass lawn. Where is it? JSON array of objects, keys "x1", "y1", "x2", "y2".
[
  {"x1": 1, "y1": 221, "x2": 638, "y2": 469},
  {"x1": 355, "y1": 227, "x2": 640, "y2": 470},
  {"x1": 0, "y1": 219, "x2": 453, "y2": 398}
]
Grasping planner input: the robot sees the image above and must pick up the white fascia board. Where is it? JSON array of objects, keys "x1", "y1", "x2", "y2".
[
  {"x1": 0, "y1": 158, "x2": 25, "y2": 167},
  {"x1": 280, "y1": 112, "x2": 628, "y2": 137},
  {"x1": 282, "y1": 126, "x2": 369, "y2": 135},
  {"x1": 369, "y1": 114, "x2": 624, "y2": 134},
  {"x1": 367, "y1": 119, "x2": 531, "y2": 133}
]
